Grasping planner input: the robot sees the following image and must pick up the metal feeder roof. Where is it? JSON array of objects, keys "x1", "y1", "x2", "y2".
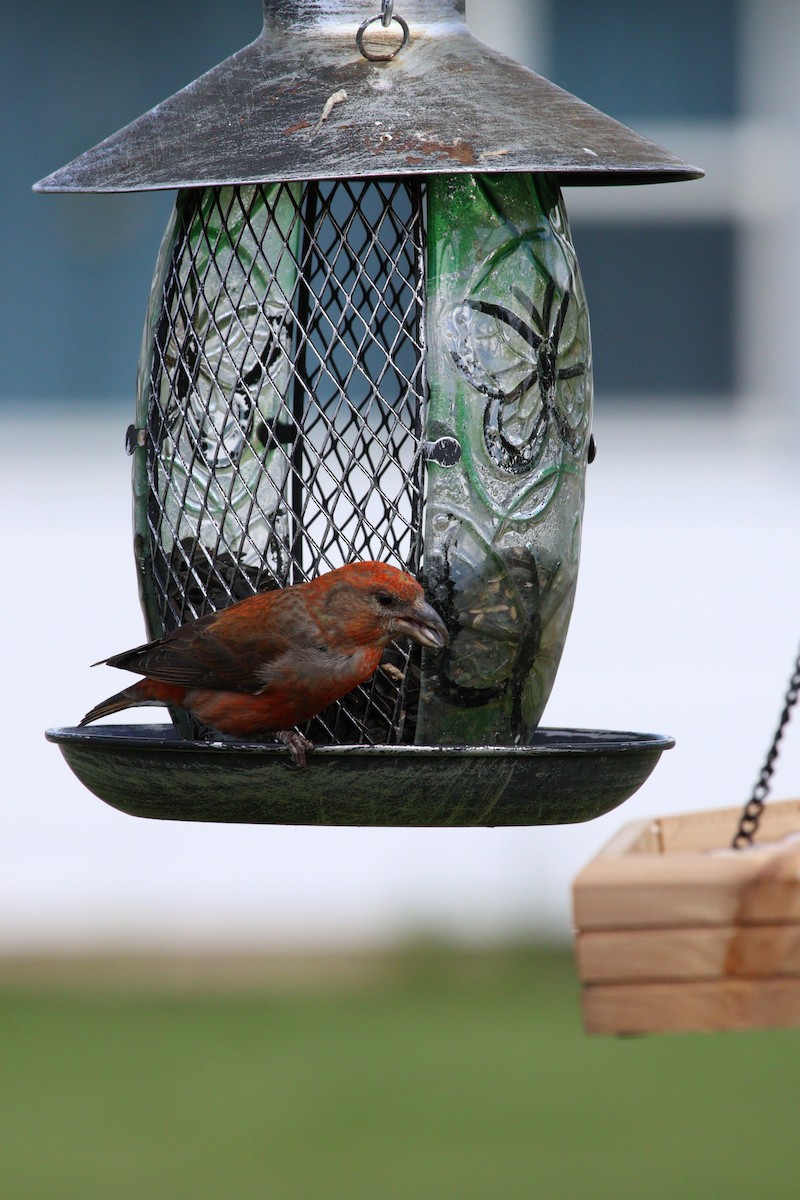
[{"x1": 34, "y1": 0, "x2": 703, "y2": 193}]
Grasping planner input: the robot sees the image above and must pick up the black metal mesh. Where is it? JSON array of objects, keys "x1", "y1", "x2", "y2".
[{"x1": 144, "y1": 177, "x2": 426, "y2": 744}]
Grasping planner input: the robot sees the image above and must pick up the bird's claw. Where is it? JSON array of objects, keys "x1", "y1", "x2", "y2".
[
  {"x1": 276, "y1": 730, "x2": 314, "y2": 768},
  {"x1": 380, "y1": 663, "x2": 405, "y2": 683}
]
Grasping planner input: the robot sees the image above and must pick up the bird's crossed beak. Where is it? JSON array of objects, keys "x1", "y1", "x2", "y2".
[{"x1": 394, "y1": 596, "x2": 449, "y2": 650}]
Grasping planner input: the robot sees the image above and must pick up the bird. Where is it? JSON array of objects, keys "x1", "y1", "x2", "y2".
[{"x1": 79, "y1": 561, "x2": 449, "y2": 764}]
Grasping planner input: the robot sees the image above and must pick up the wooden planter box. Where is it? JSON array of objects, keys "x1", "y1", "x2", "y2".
[{"x1": 573, "y1": 799, "x2": 800, "y2": 1034}]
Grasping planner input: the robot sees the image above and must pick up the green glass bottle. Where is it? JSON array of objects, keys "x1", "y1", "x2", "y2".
[{"x1": 418, "y1": 173, "x2": 592, "y2": 745}]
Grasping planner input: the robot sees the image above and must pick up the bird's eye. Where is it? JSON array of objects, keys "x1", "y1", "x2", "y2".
[{"x1": 376, "y1": 592, "x2": 395, "y2": 608}]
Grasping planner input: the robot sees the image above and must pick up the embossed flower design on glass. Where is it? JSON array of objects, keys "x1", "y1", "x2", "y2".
[
  {"x1": 448, "y1": 260, "x2": 588, "y2": 477},
  {"x1": 417, "y1": 173, "x2": 593, "y2": 747},
  {"x1": 142, "y1": 184, "x2": 302, "y2": 623}
]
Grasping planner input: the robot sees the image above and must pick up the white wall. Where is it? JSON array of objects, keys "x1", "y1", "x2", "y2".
[
  {"x1": 3, "y1": 403, "x2": 798, "y2": 951},
  {"x1": 4, "y1": 0, "x2": 799, "y2": 953}
]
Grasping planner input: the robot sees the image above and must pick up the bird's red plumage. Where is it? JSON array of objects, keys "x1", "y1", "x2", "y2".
[{"x1": 80, "y1": 561, "x2": 448, "y2": 741}]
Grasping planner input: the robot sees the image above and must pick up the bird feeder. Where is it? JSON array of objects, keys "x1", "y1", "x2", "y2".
[
  {"x1": 574, "y1": 798, "x2": 800, "y2": 1034},
  {"x1": 42, "y1": 0, "x2": 699, "y2": 826},
  {"x1": 574, "y1": 652, "x2": 800, "y2": 1035}
]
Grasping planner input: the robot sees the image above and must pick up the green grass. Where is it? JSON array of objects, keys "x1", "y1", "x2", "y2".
[{"x1": 1, "y1": 946, "x2": 798, "y2": 1199}]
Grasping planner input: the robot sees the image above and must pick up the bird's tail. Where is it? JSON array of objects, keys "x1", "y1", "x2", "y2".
[{"x1": 79, "y1": 679, "x2": 187, "y2": 726}]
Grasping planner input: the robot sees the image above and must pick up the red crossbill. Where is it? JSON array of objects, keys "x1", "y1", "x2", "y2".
[{"x1": 79, "y1": 561, "x2": 448, "y2": 762}]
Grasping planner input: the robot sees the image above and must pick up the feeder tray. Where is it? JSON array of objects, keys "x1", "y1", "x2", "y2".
[
  {"x1": 574, "y1": 798, "x2": 800, "y2": 1035},
  {"x1": 45, "y1": 725, "x2": 672, "y2": 826}
]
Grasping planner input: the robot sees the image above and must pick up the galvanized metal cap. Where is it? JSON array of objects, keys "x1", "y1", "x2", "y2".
[{"x1": 34, "y1": 0, "x2": 702, "y2": 192}]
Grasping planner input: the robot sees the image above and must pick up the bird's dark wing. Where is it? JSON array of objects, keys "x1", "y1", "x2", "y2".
[{"x1": 100, "y1": 592, "x2": 314, "y2": 692}]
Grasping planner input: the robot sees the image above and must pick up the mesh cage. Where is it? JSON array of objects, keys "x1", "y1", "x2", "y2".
[{"x1": 141, "y1": 177, "x2": 427, "y2": 745}]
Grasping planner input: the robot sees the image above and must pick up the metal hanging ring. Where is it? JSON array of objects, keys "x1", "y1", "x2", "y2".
[
  {"x1": 356, "y1": 11, "x2": 410, "y2": 62},
  {"x1": 380, "y1": 0, "x2": 394, "y2": 26}
]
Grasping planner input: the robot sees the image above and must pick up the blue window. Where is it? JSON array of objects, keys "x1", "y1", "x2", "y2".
[
  {"x1": 551, "y1": 0, "x2": 741, "y2": 120},
  {"x1": 572, "y1": 222, "x2": 736, "y2": 398}
]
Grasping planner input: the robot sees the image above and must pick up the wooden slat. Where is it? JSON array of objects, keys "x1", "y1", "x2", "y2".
[
  {"x1": 576, "y1": 924, "x2": 800, "y2": 983},
  {"x1": 574, "y1": 845, "x2": 800, "y2": 929},
  {"x1": 591, "y1": 817, "x2": 662, "y2": 857},
  {"x1": 582, "y1": 977, "x2": 800, "y2": 1035},
  {"x1": 573, "y1": 799, "x2": 800, "y2": 931},
  {"x1": 658, "y1": 799, "x2": 800, "y2": 853}
]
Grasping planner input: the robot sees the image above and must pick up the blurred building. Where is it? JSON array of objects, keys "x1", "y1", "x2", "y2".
[
  {"x1": 471, "y1": 0, "x2": 800, "y2": 428},
  {"x1": 6, "y1": 0, "x2": 799, "y2": 428},
  {"x1": 4, "y1": 0, "x2": 800, "y2": 950}
]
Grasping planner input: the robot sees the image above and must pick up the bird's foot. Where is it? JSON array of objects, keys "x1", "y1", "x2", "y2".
[
  {"x1": 380, "y1": 662, "x2": 405, "y2": 683},
  {"x1": 276, "y1": 730, "x2": 314, "y2": 768}
]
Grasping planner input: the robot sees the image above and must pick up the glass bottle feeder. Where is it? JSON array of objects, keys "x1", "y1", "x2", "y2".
[{"x1": 42, "y1": 0, "x2": 700, "y2": 826}]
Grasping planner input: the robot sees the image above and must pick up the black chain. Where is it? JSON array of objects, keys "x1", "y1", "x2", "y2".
[{"x1": 732, "y1": 645, "x2": 800, "y2": 848}]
